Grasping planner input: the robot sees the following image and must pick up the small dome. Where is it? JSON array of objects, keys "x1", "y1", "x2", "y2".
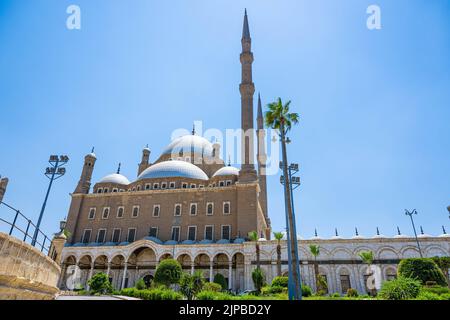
[
  {"x1": 98, "y1": 173, "x2": 130, "y2": 185},
  {"x1": 162, "y1": 135, "x2": 214, "y2": 157},
  {"x1": 87, "y1": 152, "x2": 97, "y2": 159},
  {"x1": 213, "y1": 166, "x2": 240, "y2": 177},
  {"x1": 352, "y1": 235, "x2": 365, "y2": 240},
  {"x1": 372, "y1": 234, "x2": 386, "y2": 239},
  {"x1": 439, "y1": 233, "x2": 450, "y2": 238},
  {"x1": 394, "y1": 234, "x2": 409, "y2": 239},
  {"x1": 418, "y1": 233, "x2": 432, "y2": 238},
  {"x1": 137, "y1": 160, "x2": 209, "y2": 180}
]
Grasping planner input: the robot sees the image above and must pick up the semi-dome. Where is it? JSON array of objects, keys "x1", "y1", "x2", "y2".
[
  {"x1": 98, "y1": 173, "x2": 130, "y2": 185},
  {"x1": 137, "y1": 160, "x2": 209, "y2": 181},
  {"x1": 212, "y1": 166, "x2": 240, "y2": 177},
  {"x1": 162, "y1": 135, "x2": 214, "y2": 157}
]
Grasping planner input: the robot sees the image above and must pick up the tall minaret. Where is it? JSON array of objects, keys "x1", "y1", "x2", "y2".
[
  {"x1": 239, "y1": 9, "x2": 257, "y2": 182},
  {"x1": 74, "y1": 149, "x2": 96, "y2": 194},
  {"x1": 138, "y1": 145, "x2": 151, "y2": 176},
  {"x1": 257, "y1": 93, "x2": 269, "y2": 221}
]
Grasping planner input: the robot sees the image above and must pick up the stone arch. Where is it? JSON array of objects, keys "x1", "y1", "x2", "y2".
[
  {"x1": 194, "y1": 253, "x2": 211, "y2": 279},
  {"x1": 353, "y1": 246, "x2": 374, "y2": 258},
  {"x1": 376, "y1": 246, "x2": 399, "y2": 260},
  {"x1": 336, "y1": 265, "x2": 354, "y2": 294},
  {"x1": 177, "y1": 253, "x2": 193, "y2": 271},
  {"x1": 383, "y1": 265, "x2": 397, "y2": 281},
  {"x1": 424, "y1": 245, "x2": 448, "y2": 257},
  {"x1": 158, "y1": 253, "x2": 173, "y2": 262},
  {"x1": 331, "y1": 247, "x2": 354, "y2": 260},
  {"x1": 400, "y1": 246, "x2": 421, "y2": 258},
  {"x1": 232, "y1": 252, "x2": 245, "y2": 292},
  {"x1": 129, "y1": 246, "x2": 158, "y2": 268}
]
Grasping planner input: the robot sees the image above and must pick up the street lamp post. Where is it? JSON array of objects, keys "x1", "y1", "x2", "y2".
[
  {"x1": 405, "y1": 209, "x2": 423, "y2": 258},
  {"x1": 278, "y1": 124, "x2": 302, "y2": 300},
  {"x1": 31, "y1": 155, "x2": 69, "y2": 246}
]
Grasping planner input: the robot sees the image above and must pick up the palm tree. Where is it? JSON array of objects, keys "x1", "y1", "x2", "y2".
[
  {"x1": 309, "y1": 244, "x2": 320, "y2": 292},
  {"x1": 265, "y1": 97, "x2": 301, "y2": 299},
  {"x1": 359, "y1": 250, "x2": 375, "y2": 296},
  {"x1": 273, "y1": 232, "x2": 284, "y2": 276},
  {"x1": 248, "y1": 231, "x2": 260, "y2": 269}
]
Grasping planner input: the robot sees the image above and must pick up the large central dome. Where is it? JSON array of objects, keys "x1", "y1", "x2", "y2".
[
  {"x1": 162, "y1": 135, "x2": 214, "y2": 158},
  {"x1": 137, "y1": 160, "x2": 209, "y2": 180}
]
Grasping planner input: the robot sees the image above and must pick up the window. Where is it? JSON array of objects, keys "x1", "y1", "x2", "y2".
[
  {"x1": 145, "y1": 184, "x2": 151, "y2": 190},
  {"x1": 132, "y1": 206, "x2": 140, "y2": 218},
  {"x1": 149, "y1": 227, "x2": 158, "y2": 238},
  {"x1": 104, "y1": 188, "x2": 109, "y2": 193},
  {"x1": 187, "y1": 226, "x2": 197, "y2": 241},
  {"x1": 190, "y1": 184, "x2": 196, "y2": 188},
  {"x1": 204, "y1": 225, "x2": 214, "y2": 241},
  {"x1": 190, "y1": 203, "x2": 197, "y2": 216},
  {"x1": 223, "y1": 202, "x2": 231, "y2": 215},
  {"x1": 212, "y1": 183, "x2": 216, "y2": 187},
  {"x1": 127, "y1": 228, "x2": 137, "y2": 242},
  {"x1": 112, "y1": 188, "x2": 118, "y2": 193},
  {"x1": 226, "y1": 180, "x2": 232, "y2": 186},
  {"x1": 102, "y1": 207, "x2": 110, "y2": 219},
  {"x1": 174, "y1": 204, "x2": 182, "y2": 216},
  {"x1": 169, "y1": 182, "x2": 175, "y2": 189},
  {"x1": 137, "y1": 185, "x2": 141, "y2": 191},
  {"x1": 97, "y1": 188, "x2": 103, "y2": 194},
  {"x1": 96, "y1": 229, "x2": 107, "y2": 243},
  {"x1": 81, "y1": 229, "x2": 92, "y2": 244},
  {"x1": 386, "y1": 269, "x2": 397, "y2": 281},
  {"x1": 185, "y1": 156, "x2": 190, "y2": 162},
  {"x1": 219, "y1": 181, "x2": 225, "y2": 187},
  {"x1": 88, "y1": 208, "x2": 96, "y2": 220},
  {"x1": 199, "y1": 185, "x2": 204, "y2": 188},
  {"x1": 206, "y1": 202, "x2": 214, "y2": 216},
  {"x1": 111, "y1": 228, "x2": 121, "y2": 243},
  {"x1": 221, "y1": 225, "x2": 231, "y2": 240},
  {"x1": 153, "y1": 205, "x2": 160, "y2": 217},
  {"x1": 153, "y1": 183, "x2": 159, "y2": 189},
  {"x1": 340, "y1": 274, "x2": 351, "y2": 294},
  {"x1": 116, "y1": 206, "x2": 124, "y2": 218},
  {"x1": 182, "y1": 183, "x2": 188, "y2": 189},
  {"x1": 161, "y1": 182, "x2": 167, "y2": 189},
  {"x1": 171, "y1": 226, "x2": 180, "y2": 242}
]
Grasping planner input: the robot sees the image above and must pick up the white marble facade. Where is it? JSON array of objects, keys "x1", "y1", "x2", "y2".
[{"x1": 60, "y1": 235, "x2": 450, "y2": 294}]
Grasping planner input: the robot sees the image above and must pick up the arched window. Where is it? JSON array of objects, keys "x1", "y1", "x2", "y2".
[
  {"x1": 190, "y1": 203, "x2": 197, "y2": 216},
  {"x1": 206, "y1": 203, "x2": 214, "y2": 216},
  {"x1": 174, "y1": 204, "x2": 181, "y2": 216},
  {"x1": 223, "y1": 202, "x2": 230, "y2": 215}
]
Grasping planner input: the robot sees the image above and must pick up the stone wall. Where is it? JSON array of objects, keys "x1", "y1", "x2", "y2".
[{"x1": 0, "y1": 232, "x2": 61, "y2": 300}]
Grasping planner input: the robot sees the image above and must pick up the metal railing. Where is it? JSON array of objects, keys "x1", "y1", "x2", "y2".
[{"x1": 0, "y1": 200, "x2": 51, "y2": 254}]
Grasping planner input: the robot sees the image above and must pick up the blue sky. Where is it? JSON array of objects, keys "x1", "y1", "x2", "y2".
[{"x1": 0, "y1": 0, "x2": 449, "y2": 241}]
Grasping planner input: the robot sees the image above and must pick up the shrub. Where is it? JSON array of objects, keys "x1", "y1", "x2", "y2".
[
  {"x1": 87, "y1": 272, "x2": 113, "y2": 295},
  {"x1": 120, "y1": 287, "x2": 182, "y2": 300},
  {"x1": 213, "y1": 273, "x2": 228, "y2": 290},
  {"x1": 422, "y1": 285, "x2": 450, "y2": 296},
  {"x1": 271, "y1": 276, "x2": 288, "y2": 288},
  {"x1": 135, "y1": 279, "x2": 147, "y2": 290},
  {"x1": 415, "y1": 291, "x2": 442, "y2": 300},
  {"x1": 330, "y1": 293, "x2": 341, "y2": 298},
  {"x1": 203, "y1": 282, "x2": 222, "y2": 292},
  {"x1": 302, "y1": 285, "x2": 312, "y2": 297},
  {"x1": 261, "y1": 285, "x2": 287, "y2": 295},
  {"x1": 179, "y1": 271, "x2": 204, "y2": 300},
  {"x1": 346, "y1": 288, "x2": 359, "y2": 298},
  {"x1": 317, "y1": 275, "x2": 328, "y2": 294},
  {"x1": 196, "y1": 290, "x2": 234, "y2": 300},
  {"x1": 378, "y1": 276, "x2": 421, "y2": 300},
  {"x1": 440, "y1": 293, "x2": 450, "y2": 300},
  {"x1": 252, "y1": 268, "x2": 266, "y2": 293},
  {"x1": 120, "y1": 287, "x2": 137, "y2": 297},
  {"x1": 154, "y1": 259, "x2": 182, "y2": 287},
  {"x1": 398, "y1": 258, "x2": 448, "y2": 287}
]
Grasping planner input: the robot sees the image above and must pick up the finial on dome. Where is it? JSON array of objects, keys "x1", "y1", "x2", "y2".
[
  {"x1": 314, "y1": 228, "x2": 318, "y2": 237},
  {"x1": 335, "y1": 228, "x2": 338, "y2": 237},
  {"x1": 397, "y1": 226, "x2": 401, "y2": 235},
  {"x1": 420, "y1": 226, "x2": 424, "y2": 234},
  {"x1": 117, "y1": 163, "x2": 121, "y2": 174},
  {"x1": 91, "y1": 147, "x2": 95, "y2": 153},
  {"x1": 192, "y1": 124, "x2": 196, "y2": 135},
  {"x1": 355, "y1": 227, "x2": 359, "y2": 236},
  {"x1": 376, "y1": 227, "x2": 380, "y2": 236},
  {"x1": 228, "y1": 155, "x2": 231, "y2": 166},
  {"x1": 442, "y1": 226, "x2": 447, "y2": 234}
]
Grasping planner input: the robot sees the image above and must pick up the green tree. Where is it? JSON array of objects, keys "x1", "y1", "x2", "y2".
[
  {"x1": 248, "y1": 231, "x2": 260, "y2": 269},
  {"x1": 358, "y1": 250, "x2": 376, "y2": 296},
  {"x1": 87, "y1": 272, "x2": 113, "y2": 295},
  {"x1": 398, "y1": 258, "x2": 447, "y2": 287},
  {"x1": 252, "y1": 268, "x2": 266, "y2": 294},
  {"x1": 265, "y1": 97, "x2": 301, "y2": 299},
  {"x1": 273, "y1": 231, "x2": 284, "y2": 277},
  {"x1": 432, "y1": 256, "x2": 450, "y2": 289},
  {"x1": 180, "y1": 271, "x2": 205, "y2": 300},
  {"x1": 154, "y1": 259, "x2": 182, "y2": 287},
  {"x1": 135, "y1": 278, "x2": 147, "y2": 290},
  {"x1": 309, "y1": 244, "x2": 321, "y2": 293},
  {"x1": 213, "y1": 273, "x2": 228, "y2": 291}
]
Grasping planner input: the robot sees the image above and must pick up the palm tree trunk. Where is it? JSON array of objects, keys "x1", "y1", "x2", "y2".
[
  {"x1": 256, "y1": 243, "x2": 260, "y2": 269},
  {"x1": 280, "y1": 121, "x2": 302, "y2": 299},
  {"x1": 277, "y1": 243, "x2": 282, "y2": 276},
  {"x1": 314, "y1": 259, "x2": 319, "y2": 292}
]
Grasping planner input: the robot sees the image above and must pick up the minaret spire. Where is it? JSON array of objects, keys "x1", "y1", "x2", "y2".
[
  {"x1": 117, "y1": 163, "x2": 121, "y2": 174},
  {"x1": 239, "y1": 9, "x2": 257, "y2": 182},
  {"x1": 256, "y1": 92, "x2": 269, "y2": 225}
]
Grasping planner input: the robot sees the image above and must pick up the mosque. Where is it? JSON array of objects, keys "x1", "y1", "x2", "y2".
[{"x1": 53, "y1": 11, "x2": 450, "y2": 294}]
